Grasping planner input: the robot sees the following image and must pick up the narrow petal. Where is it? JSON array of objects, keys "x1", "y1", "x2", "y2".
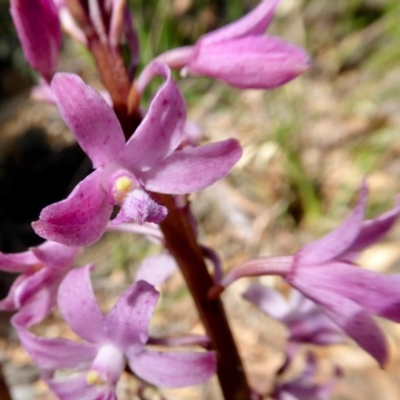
[
  {"x1": 31, "y1": 241, "x2": 79, "y2": 269},
  {"x1": 51, "y1": 73, "x2": 125, "y2": 168},
  {"x1": 104, "y1": 281, "x2": 159, "y2": 349},
  {"x1": 46, "y1": 374, "x2": 116, "y2": 400},
  {"x1": 15, "y1": 327, "x2": 97, "y2": 370},
  {"x1": 200, "y1": 0, "x2": 280, "y2": 45},
  {"x1": 307, "y1": 262, "x2": 400, "y2": 323},
  {"x1": 189, "y1": 36, "x2": 309, "y2": 90},
  {"x1": 243, "y1": 284, "x2": 291, "y2": 320},
  {"x1": 135, "y1": 253, "x2": 177, "y2": 286},
  {"x1": 289, "y1": 273, "x2": 388, "y2": 366},
  {"x1": 141, "y1": 139, "x2": 242, "y2": 194},
  {"x1": 296, "y1": 183, "x2": 368, "y2": 266},
  {"x1": 0, "y1": 275, "x2": 26, "y2": 311},
  {"x1": 0, "y1": 251, "x2": 38, "y2": 273},
  {"x1": 58, "y1": 265, "x2": 105, "y2": 344},
  {"x1": 32, "y1": 170, "x2": 113, "y2": 247},
  {"x1": 128, "y1": 349, "x2": 216, "y2": 388},
  {"x1": 121, "y1": 63, "x2": 186, "y2": 171},
  {"x1": 344, "y1": 196, "x2": 400, "y2": 259}
]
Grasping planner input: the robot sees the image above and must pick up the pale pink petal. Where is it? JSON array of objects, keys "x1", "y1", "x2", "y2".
[
  {"x1": 32, "y1": 170, "x2": 113, "y2": 247},
  {"x1": 290, "y1": 271, "x2": 388, "y2": 366},
  {"x1": 104, "y1": 281, "x2": 159, "y2": 349},
  {"x1": 343, "y1": 196, "x2": 400, "y2": 260},
  {"x1": 135, "y1": 253, "x2": 177, "y2": 286},
  {"x1": 15, "y1": 327, "x2": 97, "y2": 370},
  {"x1": 46, "y1": 374, "x2": 116, "y2": 400},
  {"x1": 200, "y1": 0, "x2": 280, "y2": 45},
  {"x1": 296, "y1": 183, "x2": 368, "y2": 266},
  {"x1": 58, "y1": 265, "x2": 105, "y2": 344},
  {"x1": 189, "y1": 36, "x2": 309, "y2": 89},
  {"x1": 141, "y1": 139, "x2": 242, "y2": 194},
  {"x1": 51, "y1": 73, "x2": 126, "y2": 168},
  {"x1": 31, "y1": 241, "x2": 79, "y2": 269},
  {"x1": 0, "y1": 251, "x2": 38, "y2": 273},
  {"x1": 121, "y1": 63, "x2": 186, "y2": 170},
  {"x1": 128, "y1": 349, "x2": 216, "y2": 388},
  {"x1": 0, "y1": 275, "x2": 26, "y2": 310}
]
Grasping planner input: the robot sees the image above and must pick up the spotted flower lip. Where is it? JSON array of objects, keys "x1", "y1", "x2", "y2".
[
  {"x1": 221, "y1": 181, "x2": 400, "y2": 366},
  {"x1": 10, "y1": 0, "x2": 61, "y2": 80},
  {"x1": 32, "y1": 62, "x2": 242, "y2": 247},
  {"x1": 0, "y1": 241, "x2": 79, "y2": 327},
  {"x1": 144, "y1": 0, "x2": 310, "y2": 91},
  {"x1": 14, "y1": 265, "x2": 216, "y2": 399}
]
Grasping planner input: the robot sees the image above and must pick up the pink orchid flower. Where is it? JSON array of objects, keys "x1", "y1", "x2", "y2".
[
  {"x1": 222, "y1": 182, "x2": 400, "y2": 366},
  {"x1": 33, "y1": 63, "x2": 242, "y2": 247},
  {"x1": 15, "y1": 265, "x2": 216, "y2": 399}
]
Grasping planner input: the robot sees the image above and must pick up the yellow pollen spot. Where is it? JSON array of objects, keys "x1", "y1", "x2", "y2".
[
  {"x1": 86, "y1": 370, "x2": 102, "y2": 386},
  {"x1": 115, "y1": 176, "x2": 132, "y2": 193}
]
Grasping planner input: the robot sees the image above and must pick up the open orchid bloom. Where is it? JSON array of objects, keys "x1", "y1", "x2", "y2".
[
  {"x1": 221, "y1": 182, "x2": 400, "y2": 366},
  {"x1": 14, "y1": 265, "x2": 216, "y2": 399},
  {"x1": 32, "y1": 62, "x2": 242, "y2": 247},
  {"x1": 272, "y1": 352, "x2": 340, "y2": 400},
  {"x1": 140, "y1": 0, "x2": 309, "y2": 91},
  {"x1": 0, "y1": 241, "x2": 79, "y2": 327},
  {"x1": 10, "y1": 0, "x2": 62, "y2": 80},
  {"x1": 243, "y1": 286, "x2": 344, "y2": 346}
]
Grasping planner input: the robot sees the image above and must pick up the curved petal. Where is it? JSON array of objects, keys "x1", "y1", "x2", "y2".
[
  {"x1": 0, "y1": 251, "x2": 38, "y2": 273},
  {"x1": 31, "y1": 241, "x2": 79, "y2": 269},
  {"x1": 32, "y1": 170, "x2": 113, "y2": 247},
  {"x1": 343, "y1": 196, "x2": 400, "y2": 260},
  {"x1": 128, "y1": 348, "x2": 216, "y2": 388},
  {"x1": 200, "y1": 0, "x2": 280, "y2": 45},
  {"x1": 243, "y1": 284, "x2": 290, "y2": 320},
  {"x1": 104, "y1": 281, "x2": 159, "y2": 349},
  {"x1": 46, "y1": 374, "x2": 116, "y2": 400},
  {"x1": 51, "y1": 73, "x2": 125, "y2": 168},
  {"x1": 296, "y1": 182, "x2": 368, "y2": 266},
  {"x1": 135, "y1": 252, "x2": 178, "y2": 286},
  {"x1": 189, "y1": 36, "x2": 309, "y2": 89},
  {"x1": 289, "y1": 270, "x2": 388, "y2": 367},
  {"x1": 15, "y1": 327, "x2": 97, "y2": 370},
  {"x1": 308, "y1": 262, "x2": 400, "y2": 323},
  {"x1": 0, "y1": 275, "x2": 26, "y2": 311},
  {"x1": 121, "y1": 63, "x2": 186, "y2": 171},
  {"x1": 58, "y1": 265, "x2": 105, "y2": 344},
  {"x1": 141, "y1": 139, "x2": 242, "y2": 194}
]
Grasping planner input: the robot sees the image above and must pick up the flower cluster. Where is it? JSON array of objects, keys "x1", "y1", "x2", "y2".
[{"x1": 5, "y1": 0, "x2": 400, "y2": 399}]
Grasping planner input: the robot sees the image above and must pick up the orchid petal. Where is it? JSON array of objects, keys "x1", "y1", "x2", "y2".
[
  {"x1": 135, "y1": 253, "x2": 177, "y2": 286},
  {"x1": 308, "y1": 262, "x2": 400, "y2": 323},
  {"x1": 243, "y1": 284, "x2": 290, "y2": 320},
  {"x1": 51, "y1": 73, "x2": 126, "y2": 168},
  {"x1": 121, "y1": 63, "x2": 186, "y2": 171},
  {"x1": 344, "y1": 196, "x2": 400, "y2": 259},
  {"x1": 46, "y1": 374, "x2": 116, "y2": 400},
  {"x1": 290, "y1": 273, "x2": 388, "y2": 366},
  {"x1": 15, "y1": 328, "x2": 97, "y2": 370},
  {"x1": 296, "y1": 183, "x2": 368, "y2": 266},
  {"x1": 189, "y1": 36, "x2": 309, "y2": 89},
  {"x1": 31, "y1": 241, "x2": 79, "y2": 269},
  {"x1": 141, "y1": 139, "x2": 242, "y2": 194},
  {"x1": 200, "y1": 0, "x2": 280, "y2": 45},
  {"x1": 128, "y1": 349, "x2": 216, "y2": 388},
  {"x1": 104, "y1": 280, "x2": 159, "y2": 349},
  {"x1": 58, "y1": 265, "x2": 105, "y2": 344},
  {"x1": 0, "y1": 275, "x2": 26, "y2": 311},
  {"x1": 0, "y1": 251, "x2": 38, "y2": 273},
  {"x1": 32, "y1": 170, "x2": 113, "y2": 247}
]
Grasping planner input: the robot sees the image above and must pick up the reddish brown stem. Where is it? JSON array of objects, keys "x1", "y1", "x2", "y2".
[
  {"x1": 0, "y1": 363, "x2": 12, "y2": 400},
  {"x1": 158, "y1": 195, "x2": 251, "y2": 400}
]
